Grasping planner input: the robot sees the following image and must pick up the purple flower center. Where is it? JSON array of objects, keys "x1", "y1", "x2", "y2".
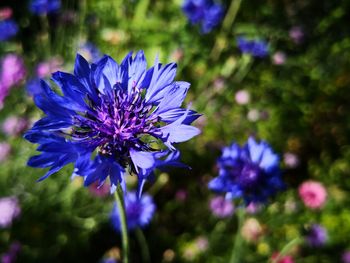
[
  {"x1": 239, "y1": 164, "x2": 261, "y2": 187},
  {"x1": 72, "y1": 87, "x2": 161, "y2": 160}
]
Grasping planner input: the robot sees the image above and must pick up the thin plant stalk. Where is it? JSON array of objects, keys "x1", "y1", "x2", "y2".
[
  {"x1": 136, "y1": 227, "x2": 151, "y2": 263},
  {"x1": 271, "y1": 237, "x2": 303, "y2": 263},
  {"x1": 39, "y1": 14, "x2": 51, "y2": 58},
  {"x1": 114, "y1": 185, "x2": 129, "y2": 263},
  {"x1": 229, "y1": 208, "x2": 245, "y2": 263},
  {"x1": 210, "y1": 0, "x2": 243, "y2": 60}
]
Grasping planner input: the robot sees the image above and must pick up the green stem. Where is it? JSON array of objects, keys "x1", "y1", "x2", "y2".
[
  {"x1": 39, "y1": 14, "x2": 51, "y2": 58},
  {"x1": 132, "y1": 0, "x2": 150, "y2": 28},
  {"x1": 229, "y1": 208, "x2": 245, "y2": 263},
  {"x1": 135, "y1": 228, "x2": 151, "y2": 263},
  {"x1": 233, "y1": 54, "x2": 253, "y2": 83},
  {"x1": 210, "y1": 0, "x2": 243, "y2": 61},
  {"x1": 271, "y1": 237, "x2": 303, "y2": 263},
  {"x1": 114, "y1": 185, "x2": 129, "y2": 263}
]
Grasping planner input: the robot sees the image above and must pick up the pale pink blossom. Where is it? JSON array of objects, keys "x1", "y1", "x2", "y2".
[
  {"x1": 283, "y1": 152, "x2": 299, "y2": 168},
  {"x1": 0, "y1": 54, "x2": 26, "y2": 88},
  {"x1": 246, "y1": 202, "x2": 261, "y2": 214},
  {"x1": 289, "y1": 26, "x2": 304, "y2": 44},
  {"x1": 0, "y1": 7, "x2": 13, "y2": 20},
  {"x1": 36, "y1": 57, "x2": 63, "y2": 78},
  {"x1": 0, "y1": 197, "x2": 20, "y2": 228},
  {"x1": 2, "y1": 116, "x2": 28, "y2": 136},
  {"x1": 88, "y1": 182, "x2": 110, "y2": 197},
  {"x1": 209, "y1": 196, "x2": 234, "y2": 218},
  {"x1": 195, "y1": 236, "x2": 208, "y2": 251},
  {"x1": 241, "y1": 218, "x2": 263, "y2": 243},
  {"x1": 299, "y1": 180, "x2": 327, "y2": 209},
  {"x1": 272, "y1": 51, "x2": 286, "y2": 65},
  {"x1": 235, "y1": 89, "x2": 250, "y2": 105}
]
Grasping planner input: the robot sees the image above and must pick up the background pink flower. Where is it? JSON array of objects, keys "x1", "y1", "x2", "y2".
[
  {"x1": 299, "y1": 180, "x2": 327, "y2": 209},
  {"x1": 0, "y1": 197, "x2": 20, "y2": 228},
  {"x1": 209, "y1": 196, "x2": 234, "y2": 218},
  {"x1": 271, "y1": 252, "x2": 294, "y2": 263}
]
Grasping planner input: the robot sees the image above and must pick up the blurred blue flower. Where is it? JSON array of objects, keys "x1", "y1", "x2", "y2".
[
  {"x1": 29, "y1": 0, "x2": 61, "y2": 15},
  {"x1": 237, "y1": 37, "x2": 269, "y2": 58},
  {"x1": 24, "y1": 51, "x2": 200, "y2": 195},
  {"x1": 306, "y1": 224, "x2": 327, "y2": 247},
  {"x1": 182, "y1": 0, "x2": 224, "y2": 33},
  {"x1": 208, "y1": 137, "x2": 284, "y2": 204},
  {"x1": 111, "y1": 191, "x2": 156, "y2": 231},
  {"x1": 26, "y1": 78, "x2": 41, "y2": 96},
  {"x1": 100, "y1": 258, "x2": 117, "y2": 263},
  {"x1": 0, "y1": 19, "x2": 18, "y2": 41}
]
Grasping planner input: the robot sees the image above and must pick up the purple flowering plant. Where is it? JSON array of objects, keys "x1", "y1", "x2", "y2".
[
  {"x1": 209, "y1": 137, "x2": 284, "y2": 204},
  {"x1": 111, "y1": 191, "x2": 156, "y2": 231},
  {"x1": 182, "y1": 0, "x2": 224, "y2": 33},
  {"x1": 236, "y1": 37, "x2": 269, "y2": 58},
  {"x1": 0, "y1": 19, "x2": 18, "y2": 41},
  {"x1": 29, "y1": 0, "x2": 61, "y2": 15},
  {"x1": 305, "y1": 224, "x2": 328, "y2": 247},
  {"x1": 24, "y1": 51, "x2": 200, "y2": 196}
]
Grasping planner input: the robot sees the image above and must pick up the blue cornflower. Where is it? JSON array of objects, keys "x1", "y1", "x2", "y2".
[
  {"x1": 0, "y1": 19, "x2": 18, "y2": 41},
  {"x1": 237, "y1": 37, "x2": 269, "y2": 58},
  {"x1": 29, "y1": 0, "x2": 61, "y2": 15},
  {"x1": 24, "y1": 51, "x2": 200, "y2": 195},
  {"x1": 182, "y1": 0, "x2": 224, "y2": 33},
  {"x1": 208, "y1": 137, "x2": 284, "y2": 204},
  {"x1": 111, "y1": 191, "x2": 156, "y2": 231}
]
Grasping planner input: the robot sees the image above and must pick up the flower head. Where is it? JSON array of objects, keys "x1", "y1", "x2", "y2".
[
  {"x1": 182, "y1": 0, "x2": 224, "y2": 33},
  {"x1": 208, "y1": 137, "x2": 284, "y2": 204},
  {"x1": 26, "y1": 78, "x2": 41, "y2": 96},
  {"x1": 0, "y1": 7, "x2": 13, "y2": 20},
  {"x1": 0, "y1": 19, "x2": 18, "y2": 41},
  {"x1": 289, "y1": 26, "x2": 304, "y2": 44},
  {"x1": 0, "y1": 54, "x2": 26, "y2": 88},
  {"x1": 88, "y1": 181, "x2": 110, "y2": 197},
  {"x1": 272, "y1": 51, "x2": 286, "y2": 65},
  {"x1": 110, "y1": 191, "x2": 156, "y2": 230},
  {"x1": 241, "y1": 218, "x2": 263, "y2": 243},
  {"x1": 209, "y1": 196, "x2": 234, "y2": 218},
  {"x1": 271, "y1": 253, "x2": 294, "y2": 263},
  {"x1": 342, "y1": 251, "x2": 350, "y2": 263},
  {"x1": 0, "y1": 54, "x2": 26, "y2": 108},
  {"x1": 298, "y1": 180, "x2": 327, "y2": 209},
  {"x1": 235, "y1": 89, "x2": 250, "y2": 105},
  {"x1": 283, "y1": 152, "x2": 299, "y2": 168},
  {"x1": 0, "y1": 197, "x2": 20, "y2": 228},
  {"x1": 305, "y1": 224, "x2": 327, "y2": 247},
  {"x1": 2, "y1": 116, "x2": 28, "y2": 136},
  {"x1": 1, "y1": 242, "x2": 21, "y2": 263},
  {"x1": 29, "y1": 0, "x2": 61, "y2": 15},
  {"x1": 25, "y1": 51, "x2": 200, "y2": 195},
  {"x1": 36, "y1": 57, "x2": 63, "y2": 78},
  {"x1": 237, "y1": 37, "x2": 269, "y2": 58}
]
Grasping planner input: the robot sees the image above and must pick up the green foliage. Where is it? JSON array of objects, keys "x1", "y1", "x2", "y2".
[{"x1": 1, "y1": 0, "x2": 350, "y2": 262}]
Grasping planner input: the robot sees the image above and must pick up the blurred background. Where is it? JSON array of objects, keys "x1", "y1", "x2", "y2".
[{"x1": 1, "y1": 0, "x2": 350, "y2": 262}]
